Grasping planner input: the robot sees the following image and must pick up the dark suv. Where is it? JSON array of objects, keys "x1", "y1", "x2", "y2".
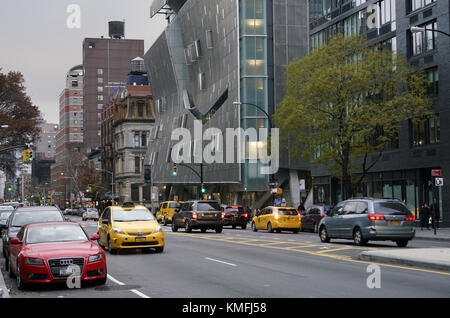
[
  {"x1": 221, "y1": 205, "x2": 249, "y2": 229},
  {"x1": 171, "y1": 200, "x2": 224, "y2": 233},
  {"x1": 319, "y1": 198, "x2": 415, "y2": 247},
  {"x1": 301, "y1": 204, "x2": 332, "y2": 233}
]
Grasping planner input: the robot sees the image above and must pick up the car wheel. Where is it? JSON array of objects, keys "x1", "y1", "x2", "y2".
[
  {"x1": 319, "y1": 226, "x2": 331, "y2": 243},
  {"x1": 292, "y1": 229, "x2": 299, "y2": 234},
  {"x1": 396, "y1": 240, "x2": 409, "y2": 248},
  {"x1": 16, "y1": 262, "x2": 25, "y2": 290},
  {"x1": 215, "y1": 226, "x2": 223, "y2": 234},
  {"x1": 353, "y1": 228, "x2": 367, "y2": 246},
  {"x1": 251, "y1": 222, "x2": 258, "y2": 232},
  {"x1": 275, "y1": 229, "x2": 281, "y2": 233},
  {"x1": 185, "y1": 221, "x2": 192, "y2": 233},
  {"x1": 108, "y1": 237, "x2": 117, "y2": 255},
  {"x1": 171, "y1": 221, "x2": 178, "y2": 232},
  {"x1": 267, "y1": 222, "x2": 274, "y2": 233},
  {"x1": 232, "y1": 225, "x2": 236, "y2": 229},
  {"x1": 155, "y1": 246, "x2": 164, "y2": 253},
  {"x1": 241, "y1": 224, "x2": 247, "y2": 230},
  {"x1": 300, "y1": 224, "x2": 304, "y2": 232}
]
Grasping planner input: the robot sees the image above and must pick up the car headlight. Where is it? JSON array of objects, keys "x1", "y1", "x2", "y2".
[
  {"x1": 88, "y1": 254, "x2": 103, "y2": 263},
  {"x1": 25, "y1": 257, "x2": 44, "y2": 266},
  {"x1": 112, "y1": 227, "x2": 124, "y2": 234},
  {"x1": 154, "y1": 225, "x2": 162, "y2": 233}
]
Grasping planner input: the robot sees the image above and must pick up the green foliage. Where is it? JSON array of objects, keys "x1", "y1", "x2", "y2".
[{"x1": 275, "y1": 34, "x2": 432, "y2": 198}]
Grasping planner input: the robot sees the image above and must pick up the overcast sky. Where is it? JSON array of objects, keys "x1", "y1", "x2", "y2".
[{"x1": 0, "y1": 0, "x2": 167, "y2": 124}]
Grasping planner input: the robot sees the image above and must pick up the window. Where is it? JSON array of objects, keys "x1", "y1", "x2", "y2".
[
  {"x1": 72, "y1": 80, "x2": 78, "y2": 88},
  {"x1": 89, "y1": 42, "x2": 95, "y2": 49},
  {"x1": 206, "y1": 29, "x2": 213, "y2": 49},
  {"x1": 137, "y1": 102, "x2": 144, "y2": 117},
  {"x1": 410, "y1": 21, "x2": 437, "y2": 56},
  {"x1": 98, "y1": 78, "x2": 103, "y2": 84},
  {"x1": 135, "y1": 134, "x2": 140, "y2": 147},
  {"x1": 97, "y1": 69, "x2": 103, "y2": 75},
  {"x1": 98, "y1": 104, "x2": 103, "y2": 110},
  {"x1": 409, "y1": 0, "x2": 435, "y2": 13},
  {"x1": 141, "y1": 133, "x2": 147, "y2": 147},
  {"x1": 411, "y1": 114, "x2": 440, "y2": 147},
  {"x1": 98, "y1": 95, "x2": 103, "y2": 101},
  {"x1": 97, "y1": 87, "x2": 104, "y2": 93},
  {"x1": 135, "y1": 157, "x2": 141, "y2": 174},
  {"x1": 426, "y1": 67, "x2": 439, "y2": 95}
]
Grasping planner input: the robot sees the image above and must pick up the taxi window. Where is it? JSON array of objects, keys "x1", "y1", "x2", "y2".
[
  {"x1": 278, "y1": 208, "x2": 298, "y2": 215},
  {"x1": 112, "y1": 209, "x2": 155, "y2": 222},
  {"x1": 169, "y1": 203, "x2": 181, "y2": 208}
]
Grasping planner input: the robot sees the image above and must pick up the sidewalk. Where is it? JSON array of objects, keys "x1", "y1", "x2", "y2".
[
  {"x1": 360, "y1": 248, "x2": 450, "y2": 272},
  {"x1": 414, "y1": 227, "x2": 450, "y2": 242}
]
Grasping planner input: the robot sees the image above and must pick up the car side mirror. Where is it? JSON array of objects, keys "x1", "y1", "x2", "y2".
[
  {"x1": 102, "y1": 219, "x2": 110, "y2": 225},
  {"x1": 10, "y1": 238, "x2": 21, "y2": 245},
  {"x1": 90, "y1": 234, "x2": 100, "y2": 241}
]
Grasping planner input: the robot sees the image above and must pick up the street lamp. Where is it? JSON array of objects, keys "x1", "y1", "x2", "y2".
[{"x1": 96, "y1": 168, "x2": 115, "y2": 206}]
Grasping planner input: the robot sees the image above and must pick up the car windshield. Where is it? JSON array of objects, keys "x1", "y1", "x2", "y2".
[
  {"x1": 87, "y1": 209, "x2": 98, "y2": 213},
  {"x1": 0, "y1": 211, "x2": 12, "y2": 221},
  {"x1": 169, "y1": 203, "x2": 181, "y2": 208},
  {"x1": 278, "y1": 208, "x2": 298, "y2": 215},
  {"x1": 26, "y1": 224, "x2": 88, "y2": 244},
  {"x1": 197, "y1": 202, "x2": 221, "y2": 211},
  {"x1": 11, "y1": 211, "x2": 63, "y2": 227},
  {"x1": 225, "y1": 207, "x2": 244, "y2": 213},
  {"x1": 374, "y1": 202, "x2": 411, "y2": 215},
  {"x1": 112, "y1": 209, "x2": 155, "y2": 222}
]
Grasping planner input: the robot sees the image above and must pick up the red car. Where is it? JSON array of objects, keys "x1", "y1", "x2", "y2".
[{"x1": 8, "y1": 222, "x2": 107, "y2": 290}]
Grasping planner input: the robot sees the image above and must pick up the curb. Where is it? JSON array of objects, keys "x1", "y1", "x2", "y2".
[
  {"x1": 359, "y1": 251, "x2": 450, "y2": 272},
  {"x1": 413, "y1": 235, "x2": 450, "y2": 242}
]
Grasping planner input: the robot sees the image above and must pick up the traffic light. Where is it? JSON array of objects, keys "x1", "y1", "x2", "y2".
[
  {"x1": 201, "y1": 184, "x2": 206, "y2": 194},
  {"x1": 29, "y1": 150, "x2": 33, "y2": 162},
  {"x1": 86, "y1": 186, "x2": 92, "y2": 193},
  {"x1": 22, "y1": 150, "x2": 33, "y2": 163},
  {"x1": 144, "y1": 165, "x2": 152, "y2": 182},
  {"x1": 8, "y1": 184, "x2": 13, "y2": 192},
  {"x1": 172, "y1": 164, "x2": 178, "y2": 176}
]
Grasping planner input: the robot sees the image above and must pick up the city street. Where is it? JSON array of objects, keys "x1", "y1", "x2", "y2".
[{"x1": 2, "y1": 216, "x2": 449, "y2": 298}]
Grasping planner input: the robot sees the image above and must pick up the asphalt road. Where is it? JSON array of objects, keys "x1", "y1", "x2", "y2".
[{"x1": 2, "y1": 216, "x2": 450, "y2": 298}]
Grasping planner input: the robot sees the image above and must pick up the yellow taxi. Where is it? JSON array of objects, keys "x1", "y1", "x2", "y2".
[
  {"x1": 97, "y1": 204, "x2": 164, "y2": 254},
  {"x1": 251, "y1": 206, "x2": 301, "y2": 234},
  {"x1": 156, "y1": 201, "x2": 183, "y2": 225}
]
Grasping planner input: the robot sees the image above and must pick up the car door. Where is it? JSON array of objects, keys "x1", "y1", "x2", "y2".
[
  {"x1": 255, "y1": 209, "x2": 266, "y2": 230},
  {"x1": 9, "y1": 226, "x2": 25, "y2": 272},
  {"x1": 325, "y1": 204, "x2": 344, "y2": 237},
  {"x1": 340, "y1": 202, "x2": 358, "y2": 238},
  {"x1": 98, "y1": 208, "x2": 110, "y2": 246}
]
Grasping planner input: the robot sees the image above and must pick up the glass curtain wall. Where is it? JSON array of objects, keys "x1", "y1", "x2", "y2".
[{"x1": 239, "y1": 0, "x2": 270, "y2": 191}]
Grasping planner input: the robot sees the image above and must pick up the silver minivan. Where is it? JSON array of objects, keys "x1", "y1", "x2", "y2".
[{"x1": 319, "y1": 198, "x2": 416, "y2": 247}]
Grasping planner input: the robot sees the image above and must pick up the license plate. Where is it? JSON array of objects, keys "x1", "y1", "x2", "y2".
[
  {"x1": 390, "y1": 221, "x2": 400, "y2": 226},
  {"x1": 60, "y1": 267, "x2": 77, "y2": 276},
  {"x1": 135, "y1": 237, "x2": 146, "y2": 242}
]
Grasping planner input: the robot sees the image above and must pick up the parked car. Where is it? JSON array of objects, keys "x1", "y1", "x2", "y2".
[
  {"x1": 300, "y1": 204, "x2": 332, "y2": 233},
  {"x1": 171, "y1": 200, "x2": 224, "y2": 233},
  {"x1": 221, "y1": 205, "x2": 249, "y2": 229},
  {"x1": 97, "y1": 204, "x2": 164, "y2": 254},
  {"x1": 2, "y1": 206, "x2": 65, "y2": 270},
  {"x1": 0, "y1": 206, "x2": 14, "y2": 233},
  {"x1": 63, "y1": 208, "x2": 75, "y2": 216},
  {"x1": 251, "y1": 206, "x2": 301, "y2": 234},
  {"x1": 7, "y1": 222, "x2": 106, "y2": 290},
  {"x1": 156, "y1": 201, "x2": 183, "y2": 225},
  {"x1": 318, "y1": 198, "x2": 415, "y2": 247},
  {"x1": 82, "y1": 208, "x2": 99, "y2": 221}
]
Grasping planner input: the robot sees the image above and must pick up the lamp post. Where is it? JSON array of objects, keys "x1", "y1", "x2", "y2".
[{"x1": 96, "y1": 168, "x2": 115, "y2": 206}]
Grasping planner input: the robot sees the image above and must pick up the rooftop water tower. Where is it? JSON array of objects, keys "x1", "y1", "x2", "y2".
[{"x1": 109, "y1": 21, "x2": 125, "y2": 39}]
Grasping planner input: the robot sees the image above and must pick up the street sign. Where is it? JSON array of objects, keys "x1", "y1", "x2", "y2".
[
  {"x1": 299, "y1": 179, "x2": 306, "y2": 193},
  {"x1": 435, "y1": 178, "x2": 444, "y2": 187},
  {"x1": 271, "y1": 188, "x2": 283, "y2": 195},
  {"x1": 432, "y1": 169, "x2": 442, "y2": 177}
]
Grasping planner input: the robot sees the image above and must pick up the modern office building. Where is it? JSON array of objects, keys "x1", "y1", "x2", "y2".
[
  {"x1": 82, "y1": 22, "x2": 145, "y2": 151},
  {"x1": 145, "y1": 0, "x2": 309, "y2": 208},
  {"x1": 308, "y1": 0, "x2": 449, "y2": 225}
]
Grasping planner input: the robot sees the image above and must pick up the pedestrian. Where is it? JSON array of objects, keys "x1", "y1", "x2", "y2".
[
  {"x1": 420, "y1": 203, "x2": 431, "y2": 230},
  {"x1": 431, "y1": 198, "x2": 440, "y2": 229}
]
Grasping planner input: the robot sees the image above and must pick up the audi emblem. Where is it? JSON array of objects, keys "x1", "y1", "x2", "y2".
[{"x1": 60, "y1": 259, "x2": 73, "y2": 266}]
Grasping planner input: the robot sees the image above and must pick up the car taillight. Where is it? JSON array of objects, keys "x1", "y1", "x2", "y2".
[
  {"x1": 242, "y1": 213, "x2": 248, "y2": 218},
  {"x1": 192, "y1": 212, "x2": 198, "y2": 219},
  {"x1": 368, "y1": 214, "x2": 386, "y2": 221},
  {"x1": 321, "y1": 214, "x2": 326, "y2": 219},
  {"x1": 405, "y1": 215, "x2": 415, "y2": 221},
  {"x1": 297, "y1": 212, "x2": 301, "y2": 220},
  {"x1": 221, "y1": 212, "x2": 225, "y2": 219},
  {"x1": 225, "y1": 213, "x2": 231, "y2": 217},
  {"x1": 274, "y1": 212, "x2": 279, "y2": 220}
]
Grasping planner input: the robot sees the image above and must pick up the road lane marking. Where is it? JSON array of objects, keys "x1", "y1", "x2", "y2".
[
  {"x1": 107, "y1": 274, "x2": 151, "y2": 298},
  {"x1": 205, "y1": 257, "x2": 237, "y2": 267},
  {"x1": 167, "y1": 232, "x2": 450, "y2": 277},
  {"x1": 315, "y1": 247, "x2": 355, "y2": 254}
]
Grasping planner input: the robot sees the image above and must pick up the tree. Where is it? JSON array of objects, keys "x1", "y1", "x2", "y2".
[
  {"x1": 275, "y1": 34, "x2": 432, "y2": 200},
  {"x1": 0, "y1": 69, "x2": 41, "y2": 173}
]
